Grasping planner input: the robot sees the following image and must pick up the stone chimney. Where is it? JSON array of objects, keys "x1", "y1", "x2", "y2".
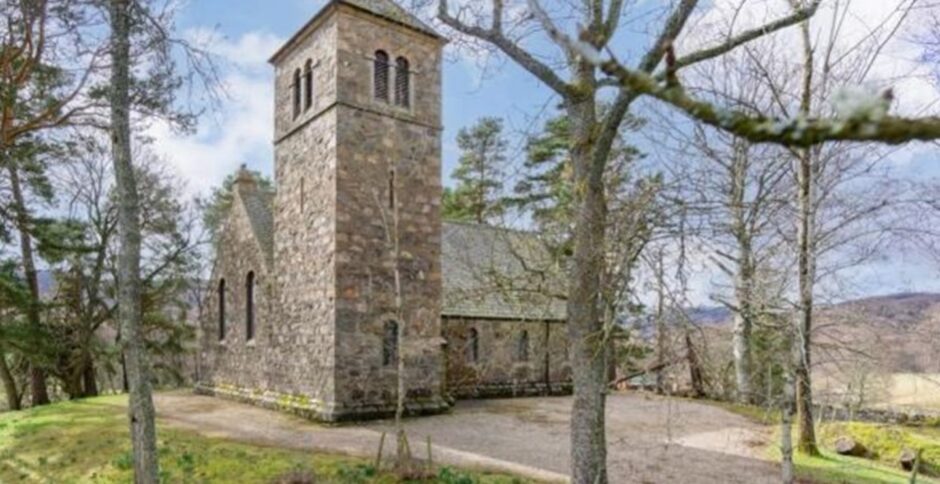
[{"x1": 234, "y1": 164, "x2": 256, "y2": 196}]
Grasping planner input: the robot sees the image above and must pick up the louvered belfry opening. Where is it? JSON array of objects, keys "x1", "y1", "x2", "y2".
[
  {"x1": 394, "y1": 56, "x2": 410, "y2": 107},
  {"x1": 292, "y1": 69, "x2": 302, "y2": 118},
  {"x1": 304, "y1": 60, "x2": 314, "y2": 110},
  {"x1": 374, "y1": 50, "x2": 390, "y2": 102}
]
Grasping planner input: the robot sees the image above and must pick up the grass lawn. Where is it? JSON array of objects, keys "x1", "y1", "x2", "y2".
[
  {"x1": 0, "y1": 395, "x2": 531, "y2": 483},
  {"x1": 771, "y1": 418, "x2": 940, "y2": 481},
  {"x1": 708, "y1": 399, "x2": 940, "y2": 483}
]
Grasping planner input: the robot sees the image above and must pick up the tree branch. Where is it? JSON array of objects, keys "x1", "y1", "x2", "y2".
[
  {"x1": 667, "y1": 0, "x2": 822, "y2": 74},
  {"x1": 438, "y1": 0, "x2": 572, "y2": 97},
  {"x1": 598, "y1": 61, "x2": 940, "y2": 146}
]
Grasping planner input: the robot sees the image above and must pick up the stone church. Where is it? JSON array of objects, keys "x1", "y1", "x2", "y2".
[{"x1": 196, "y1": 0, "x2": 570, "y2": 422}]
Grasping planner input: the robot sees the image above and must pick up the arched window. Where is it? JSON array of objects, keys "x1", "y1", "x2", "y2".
[
  {"x1": 245, "y1": 271, "x2": 255, "y2": 341},
  {"x1": 394, "y1": 56, "x2": 410, "y2": 108},
  {"x1": 218, "y1": 279, "x2": 226, "y2": 341},
  {"x1": 304, "y1": 60, "x2": 314, "y2": 110},
  {"x1": 292, "y1": 68, "x2": 302, "y2": 118},
  {"x1": 516, "y1": 330, "x2": 529, "y2": 362},
  {"x1": 467, "y1": 328, "x2": 479, "y2": 364},
  {"x1": 388, "y1": 169, "x2": 396, "y2": 209},
  {"x1": 374, "y1": 50, "x2": 389, "y2": 102},
  {"x1": 382, "y1": 320, "x2": 398, "y2": 367}
]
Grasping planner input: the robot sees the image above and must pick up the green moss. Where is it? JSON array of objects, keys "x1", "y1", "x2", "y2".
[
  {"x1": 790, "y1": 450, "x2": 931, "y2": 484},
  {"x1": 762, "y1": 422, "x2": 940, "y2": 483},
  {"x1": 0, "y1": 395, "x2": 531, "y2": 483},
  {"x1": 818, "y1": 422, "x2": 940, "y2": 477}
]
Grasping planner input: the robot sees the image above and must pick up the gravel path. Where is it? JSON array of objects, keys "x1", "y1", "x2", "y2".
[{"x1": 154, "y1": 391, "x2": 781, "y2": 483}]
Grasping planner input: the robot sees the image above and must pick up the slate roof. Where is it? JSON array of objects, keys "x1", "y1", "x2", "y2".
[
  {"x1": 270, "y1": 0, "x2": 442, "y2": 64},
  {"x1": 237, "y1": 188, "x2": 275, "y2": 269},
  {"x1": 341, "y1": 0, "x2": 440, "y2": 38},
  {"x1": 233, "y1": 190, "x2": 565, "y2": 321},
  {"x1": 441, "y1": 222, "x2": 567, "y2": 322}
]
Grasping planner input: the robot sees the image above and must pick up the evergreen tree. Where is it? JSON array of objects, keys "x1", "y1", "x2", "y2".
[
  {"x1": 200, "y1": 167, "x2": 274, "y2": 242},
  {"x1": 445, "y1": 117, "x2": 508, "y2": 224},
  {"x1": 506, "y1": 111, "x2": 648, "y2": 241}
]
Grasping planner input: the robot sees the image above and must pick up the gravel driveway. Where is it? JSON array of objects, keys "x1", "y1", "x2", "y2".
[
  {"x1": 155, "y1": 391, "x2": 780, "y2": 483},
  {"x1": 368, "y1": 393, "x2": 780, "y2": 483}
]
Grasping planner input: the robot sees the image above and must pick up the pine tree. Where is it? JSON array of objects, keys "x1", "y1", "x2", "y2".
[
  {"x1": 200, "y1": 167, "x2": 274, "y2": 242},
  {"x1": 507, "y1": 112, "x2": 646, "y2": 239},
  {"x1": 445, "y1": 117, "x2": 508, "y2": 224}
]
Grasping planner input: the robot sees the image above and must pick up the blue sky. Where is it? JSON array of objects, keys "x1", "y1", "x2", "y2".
[
  {"x1": 152, "y1": 0, "x2": 940, "y2": 304},
  {"x1": 163, "y1": 0, "x2": 558, "y2": 193}
]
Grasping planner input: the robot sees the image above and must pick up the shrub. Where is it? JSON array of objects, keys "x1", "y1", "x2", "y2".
[
  {"x1": 437, "y1": 467, "x2": 476, "y2": 484},
  {"x1": 336, "y1": 463, "x2": 376, "y2": 483}
]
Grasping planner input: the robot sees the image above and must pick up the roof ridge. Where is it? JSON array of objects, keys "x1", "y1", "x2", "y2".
[
  {"x1": 339, "y1": 0, "x2": 441, "y2": 38},
  {"x1": 442, "y1": 220, "x2": 542, "y2": 237}
]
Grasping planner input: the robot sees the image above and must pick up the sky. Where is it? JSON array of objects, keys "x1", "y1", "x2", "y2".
[
  {"x1": 150, "y1": 0, "x2": 940, "y2": 306},
  {"x1": 155, "y1": 0, "x2": 556, "y2": 197}
]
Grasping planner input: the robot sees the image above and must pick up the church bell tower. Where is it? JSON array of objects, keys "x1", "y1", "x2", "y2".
[{"x1": 268, "y1": 0, "x2": 448, "y2": 420}]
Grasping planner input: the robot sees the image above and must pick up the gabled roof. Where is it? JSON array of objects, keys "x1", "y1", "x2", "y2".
[
  {"x1": 222, "y1": 185, "x2": 565, "y2": 321},
  {"x1": 236, "y1": 185, "x2": 275, "y2": 269},
  {"x1": 269, "y1": 0, "x2": 442, "y2": 64},
  {"x1": 342, "y1": 0, "x2": 440, "y2": 38},
  {"x1": 442, "y1": 222, "x2": 567, "y2": 322}
]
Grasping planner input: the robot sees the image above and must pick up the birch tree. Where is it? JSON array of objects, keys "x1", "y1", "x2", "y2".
[
  {"x1": 654, "y1": 61, "x2": 791, "y2": 403},
  {"x1": 437, "y1": 1, "x2": 823, "y2": 480}
]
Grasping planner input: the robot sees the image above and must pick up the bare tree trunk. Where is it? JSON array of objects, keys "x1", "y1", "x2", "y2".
[
  {"x1": 731, "y1": 310, "x2": 752, "y2": 403},
  {"x1": 654, "y1": 250, "x2": 666, "y2": 394},
  {"x1": 394, "y1": 240, "x2": 409, "y2": 467},
  {"x1": 794, "y1": 148, "x2": 818, "y2": 455},
  {"x1": 685, "y1": 328, "x2": 706, "y2": 398},
  {"x1": 567, "y1": 96, "x2": 608, "y2": 484},
  {"x1": 728, "y1": 142, "x2": 756, "y2": 405},
  {"x1": 0, "y1": 346, "x2": 21, "y2": 411},
  {"x1": 83, "y1": 357, "x2": 99, "y2": 397},
  {"x1": 109, "y1": 0, "x2": 159, "y2": 480},
  {"x1": 792, "y1": 6, "x2": 818, "y2": 456},
  {"x1": 732, "y1": 250, "x2": 754, "y2": 404},
  {"x1": 7, "y1": 165, "x2": 50, "y2": 406},
  {"x1": 781, "y1": 368, "x2": 796, "y2": 484}
]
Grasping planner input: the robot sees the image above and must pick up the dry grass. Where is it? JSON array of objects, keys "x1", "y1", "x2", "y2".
[
  {"x1": 881, "y1": 374, "x2": 940, "y2": 410},
  {"x1": 815, "y1": 373, "x2": 940, "y2": 412}
]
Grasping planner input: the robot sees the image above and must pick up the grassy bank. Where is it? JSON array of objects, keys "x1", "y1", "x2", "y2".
[
  {"x1": 705, "y1": 399, "x2": 940, "y2": 483},
  {"x1": 0, "y1": 395, "x2": 528, "y2": 483}
]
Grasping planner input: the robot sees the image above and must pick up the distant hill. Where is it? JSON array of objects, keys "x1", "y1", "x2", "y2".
[
  {"x1": 686, "y1": 292, "x2": 940, "y2": 373},
  {"x1": 686, "y1": 306, "x2": 732, "y2": 325}
]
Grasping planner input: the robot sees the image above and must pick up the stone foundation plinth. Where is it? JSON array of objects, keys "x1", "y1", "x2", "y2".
[{"x1": 195, "y1": 382, "x2": 451, "y2": 422}]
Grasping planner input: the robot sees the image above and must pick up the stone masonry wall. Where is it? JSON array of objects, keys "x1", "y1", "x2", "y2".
[
  {"x1": 197, "y1": 185, "x2": 275, "y2": 401},
  {"x1": 443, "y1": 318, "x2": 572, "y2": 398},
  {"x1": 274, "y1": 14, "x2": 338, "y2": 142},
  {"x1": 328, "y1": 7, "x2": 448, "y2": 418},
  {"x1": 268, "y1": 13, "x2": 341, "y2": 413}
]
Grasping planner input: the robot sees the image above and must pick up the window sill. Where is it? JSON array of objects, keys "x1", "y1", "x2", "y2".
[{"x1": 373, "y1": 99, "x2": 412, "y2": 113}]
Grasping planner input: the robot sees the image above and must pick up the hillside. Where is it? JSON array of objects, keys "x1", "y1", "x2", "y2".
[{"x1": 686, "y1": 293, "x2": 940, "y2": 409}]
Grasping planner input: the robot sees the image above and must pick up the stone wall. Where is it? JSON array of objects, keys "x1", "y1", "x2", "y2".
[
  {"x1": 199, "y1": 2, "x2": 574, "y2": 422},
  {"x1": 200, "y1": 2, "x2": 449, "y2": 421},
  {"x1": 443, "y1": 318, "x2": 571, "y2": 398},
  {"x1": 815, "y1": 404, "x2": 940, "y2": 426},
  {"x1": 328, "y1": 7, "x2": 448, "y2": 417},
  {"x1": 197, "y1": 183, "x2": 277, "y2": 403},
  {"x1": 274, "y1": 14, "x2": 338, "y2": 142}
]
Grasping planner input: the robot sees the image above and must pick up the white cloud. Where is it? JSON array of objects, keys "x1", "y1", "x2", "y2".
[
  {"x1": 682, "y1": 0, "x2": 937, "y2": 115},
  {"x1": 147, "y1": 30, "x2": 284, "y2": 198}
]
